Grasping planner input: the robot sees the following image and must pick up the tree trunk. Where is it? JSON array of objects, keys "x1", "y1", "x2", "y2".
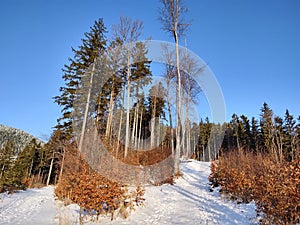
[
  {"x1": 131, "y1": 104, "x2": 138, "y2": 148},
  {"x1": 138, "y1": 108, "x2": 143, "y2": 150},
  {"x1": 79, "y1": 62, "x2": 95, "y2": 152},
  {"x1": 116, "y1": 88, "x2": 125, "y2": 157},
  {"x1": 124, "y1": 44, "x2": 132, "y2": 158},
  {"x1": 150, "y1": 94, "x2": 157, "y2": 149},
  {"x1": 174, "y1": 25, "x2": 182, "y2": 173},
  {"x1": 167, "y1": 97, "x2": 174, "y2": 157},
  {"x1": 105, "y1": 88, "x2": 115, "y2": 142},
  {"x1": 58, "y1": 146, "x2": 65, "y2": 183},
  {"x1": 46, "y1": 152, "x2": 54, "y2": 186}
]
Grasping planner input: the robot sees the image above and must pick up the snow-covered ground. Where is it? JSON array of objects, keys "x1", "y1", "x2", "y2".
[
  {"x1": 0, "y1": 186, "x2": 56, "y2": 225},
  {"x1": 0, "y1": 160, "x2": 258, "y2": 225}
]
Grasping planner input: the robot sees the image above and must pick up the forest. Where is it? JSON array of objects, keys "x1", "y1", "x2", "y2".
[{"x1": 0, "y1": 0, "x2": 299, "y2": 224}]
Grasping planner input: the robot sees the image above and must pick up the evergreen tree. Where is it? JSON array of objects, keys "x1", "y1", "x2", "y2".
[
  {"x1": 230, "y1": 114, "x2": 241, "y2": 149},
  {"x1": 250, "y1": 117, "x2": 260, "y2": 152},
  {"x1": 240, "y1": 115, "x2": 251, "y2": 150},
  {"x1": 260, "y1": 102, "x2": 276, "y2": 157},
  {"x1": 11, "y1": 139, "x2": 40, "y2": 188},
  {"x1": 54, "y1": 19, "x2": 107, "y2": 139},
  {"x1": 0, "y1": 141, "x2": 15, "y2": 187},
  {"x1": 198, "y1": 118, "x2": 212, "y2": 161},
  {"x1": 274, "y1": 116, "x2": 284, "y2": 160},
  {"x1": 283, "y1": 110, "x2": 296, "y2": 160},
  {"x1": 42, "y1": 129, "x2": 66, "y2": 185}
]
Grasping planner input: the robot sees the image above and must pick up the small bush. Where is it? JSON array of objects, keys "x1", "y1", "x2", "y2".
[
  {"x1": 209, "y1": 150, "x2": 300, "y2": 224},
  {"x1": 55, "y1": 144, "x2": 145, "y2": 221}
]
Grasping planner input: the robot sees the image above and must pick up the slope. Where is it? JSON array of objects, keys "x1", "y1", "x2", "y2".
[
  {"x1": 0, "y1": 124, "x2": 44, "y2": 155},
  {"x1": 0, "y1": 160, "x2": 258, "y2": 225}
]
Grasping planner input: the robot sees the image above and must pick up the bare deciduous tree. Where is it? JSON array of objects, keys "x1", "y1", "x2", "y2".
[
  {"x1": 112, "y1": 16, "x2": 143, "y2": 158},
  {"x1": 159, "y1": 0, "x2": 190, "y2": 172}
]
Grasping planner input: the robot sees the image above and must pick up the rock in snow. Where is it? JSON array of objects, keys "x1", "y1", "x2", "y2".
[{"x1": 0, "y1": 160, "x2": 258, "y2": 225}]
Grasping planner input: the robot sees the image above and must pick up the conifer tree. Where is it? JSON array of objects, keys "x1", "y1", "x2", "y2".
[
  {"x1": 198, "y1": 118, "x2": 212, "y2": 161},
  {"x1": 250, "y1": 117, "x2": 260, "y2": 152},
  {"x1": 240, "y1": 115, "x2": 251, "y2": 150},
  {"x1": 260, "y1": 102, "x2": 276, "y2": 157},
  {"x1": 230, "y1": 114, "x2": 241, "y2": 149},
  {"x1": 274, "y1": 116, "x2": 284, "y2": 160},
  {"x1": 11, "y1": 139, "x2": 41, "y2": 188},
  {"x1": 0, "y1": 141, "x2": 14, "y2": 187},
  {"x1": 54, "y1": 19, "x2": 107, "y2": 139},
  {"x1": 283, "y1": 109, "x2": 296, "y2": 160}
]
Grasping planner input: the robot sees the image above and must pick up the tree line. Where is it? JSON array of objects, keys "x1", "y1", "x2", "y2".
[
  {"x1": 194, "y1": 102, "x2": 300, "y2": 162},
  {"x1": 0, "y1": 136, "x2": 62, "y2": 192}
]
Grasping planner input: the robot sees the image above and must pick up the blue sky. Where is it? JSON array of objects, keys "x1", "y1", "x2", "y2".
[{"x1": 0, "y1": 0, "x2": 299, "y2": 139}]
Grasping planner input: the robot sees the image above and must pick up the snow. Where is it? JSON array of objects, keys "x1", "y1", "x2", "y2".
[
  {"x1": 0, "y1": 186, "x2": 56, "y2": 225},
  {"x1": 0, "y1": 160, "x2": 258, "y2": 225}
]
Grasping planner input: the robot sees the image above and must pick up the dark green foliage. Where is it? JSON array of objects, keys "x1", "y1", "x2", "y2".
[
  {"x1": 0, "y1": 141, "x2": 15, "y2": 190},
  {"x1": 250, "y1": 117, "x2": 261, "y2": 152},
  {"x1": 54, "y1": 18, "x2": 107, "y2": 138},
  {"x1": 196, "y1": 118, "x2": 211, "y2": 161},
  {"x1": 260, "y1": 102, "x2": 275, "y2": 153},
  {"x1": 147, "y1": 82, "x2": 166, "y2": 120},
  {"x1": 283, "y1": 109, "x2": 297, "y2": 160},
  {"x1": 218, "y1": 103, "x2": 300, "y2": 161},
  {"x1": 0, "y1": 139, "x2": 43, "y2": 192}
]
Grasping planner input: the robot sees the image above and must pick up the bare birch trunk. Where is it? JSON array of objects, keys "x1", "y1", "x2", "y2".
[
  {"x1": 105, "y1": 88, "x2": 115, "y2": 142},
  {"x1": 124, "y1": 43, "x2": 132, "y2": 158},
  {"x1": 150, "y1": 94, "x2": 157, "y2": 149},
  {"x1": 134, "y1": 106, "x2": 139, "y2": 149},
  {"x1": 58, "y1": 146, "x2": 65, "y2": 183},
  {"x1": 131, "y1": 105, "x2": 138, "y2": 147},
  {"x1": 116, "y1": 88, "x2": 125, "y2": 157},
  {"x1": 46, "y1": 152, "x2": 54, "y2": 186},
  {"x1": 79, "y1": 62, "x2": 95, "y2": 152},
  {"x1": 167, "y1": 98, "x2": 174, "y2": 156},
  {"x1": 138, "y1": 109, "x2": 143, "y2": 150},
  {"x1": 174, "y1": 26, "x2": 182, "y2": 173}
]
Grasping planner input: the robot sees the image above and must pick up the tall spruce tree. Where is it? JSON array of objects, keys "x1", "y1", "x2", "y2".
[
  {"x1": 250, "y1": 117, "x2": 260, "y2": 152},
  {"x1": 240, "y1": 115, "x2": 251, "y2": 150},
  {"x1": 0, "y1": 141, "x2": 14, "y2": 185},
  {"x1": 260, "y1": 102, "x2": 278, "y2": 159},
  {"x1": 283, "y1": 109, "x2": 296, "y2": 160},
  {"x1": 54, "y1": 19, "x2": 107, "y2": 139}
]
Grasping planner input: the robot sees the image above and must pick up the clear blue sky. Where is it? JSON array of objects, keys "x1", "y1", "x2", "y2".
[{"x1": 0, "y1": 0, "x2": 299, "y2": 140}]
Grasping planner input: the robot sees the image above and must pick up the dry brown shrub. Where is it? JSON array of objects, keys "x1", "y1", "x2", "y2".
[
  {"x1": 209, "y1": 149, "x2": 300, "y2": 224},
  {"x1": 55, "y1": 142, "x2": 143, "y2": 221},
  {"x1": 104, "y1": 138, "x2": 175, "y2": 185}
]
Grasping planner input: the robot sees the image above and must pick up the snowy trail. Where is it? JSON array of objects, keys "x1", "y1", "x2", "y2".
[
  {"x1": 0, "y1": 186, "x2": 56, "y2": 225},
  {"x1": 109, "y1": 161, "x2": 257, "y2": 225},
  {"x1": 0, "y1": 161, "x2": 258, "y2": 225}
]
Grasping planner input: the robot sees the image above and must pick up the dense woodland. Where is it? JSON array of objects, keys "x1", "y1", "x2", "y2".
[
  {"x1": 0, "y1": 0, "x2": 299, "y2": 223},
  {"x1": 1, "y1": 102, "x2": 299, "y2": 190}
]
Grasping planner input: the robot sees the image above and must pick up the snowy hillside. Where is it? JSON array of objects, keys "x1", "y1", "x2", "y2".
[
  {"x1": 0, "y1": 160, "x2": 258, "y2": 225},
  {"x1": 0, "y1": 124, "x2": 43, "y2": 154}
]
